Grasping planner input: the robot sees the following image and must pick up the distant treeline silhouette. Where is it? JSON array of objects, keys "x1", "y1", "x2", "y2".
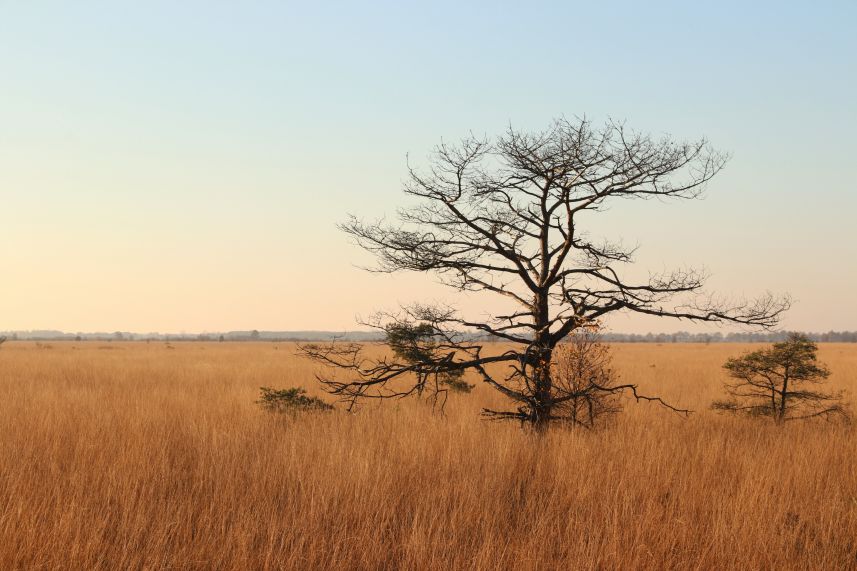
[
  {"x1": 600, "y1": 331, "x2": 857, "y2": 343},
  {"x1": 3, "y1": 330, "x2": 857, "y2": 343}
]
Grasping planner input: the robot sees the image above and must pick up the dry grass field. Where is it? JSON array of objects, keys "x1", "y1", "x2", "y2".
[{"x1": 1, "y1": 341, "x2": 855, "y2": 570}]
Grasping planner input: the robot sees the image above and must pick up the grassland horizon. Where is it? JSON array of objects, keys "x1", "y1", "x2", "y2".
[{"x1": 1, "y1": 341, "x2": 855, "y2": 570}]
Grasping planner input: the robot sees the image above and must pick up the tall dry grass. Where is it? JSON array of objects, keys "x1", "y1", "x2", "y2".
[{"x1": 0, "y1": 341, "x2": 855, "y2": 570}]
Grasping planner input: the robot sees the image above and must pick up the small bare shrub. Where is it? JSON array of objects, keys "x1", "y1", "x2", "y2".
[{"x1": 551, "y1": 327, "x2": 622, "y2": 428}]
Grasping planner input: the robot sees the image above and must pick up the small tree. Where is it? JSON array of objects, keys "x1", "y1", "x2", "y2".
[
  {"x1": 0, "y1": 336, "x2": 6, "y2": 349},
  {"x1": 713, "y1": 334, "x2": 849, "y2": 423}
]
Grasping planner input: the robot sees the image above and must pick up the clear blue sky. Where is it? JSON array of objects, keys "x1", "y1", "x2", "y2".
[{"x1": 1, "y1": 1, "x2": 855, "y2": 333}]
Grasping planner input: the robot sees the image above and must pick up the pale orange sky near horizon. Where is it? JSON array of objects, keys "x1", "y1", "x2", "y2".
[{"x1": 2, "y1": 1, "x2": 855, "y2": 335}]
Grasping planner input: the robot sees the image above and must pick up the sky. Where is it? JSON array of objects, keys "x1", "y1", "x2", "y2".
[{"x1": 1, "y1": 1, "x2": 855, "y2": 334}]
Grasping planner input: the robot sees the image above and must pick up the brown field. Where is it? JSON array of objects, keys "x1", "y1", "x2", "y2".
[{"x1": 0, "y1": 341, "x2": 855, "y2": 570}]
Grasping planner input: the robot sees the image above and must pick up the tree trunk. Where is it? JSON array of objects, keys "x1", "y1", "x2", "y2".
[
  {"x1": 531, "y1": 348, "x2": 553, "y2": 429},
  {"x1": 531, "y1": 292, "x2": 553, "y2": 430},
  {"x1": 777, "y1": 369, "x2": 789, "y2": 424}
]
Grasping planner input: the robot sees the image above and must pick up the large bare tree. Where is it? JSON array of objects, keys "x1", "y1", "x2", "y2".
[{"x1": 301, "y1": 118, "x2": 789, "y2": 428}]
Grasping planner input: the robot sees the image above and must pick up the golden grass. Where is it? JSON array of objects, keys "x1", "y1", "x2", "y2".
[{"x1": 1, "y1": 341, "x2": 856, "y2": 570}]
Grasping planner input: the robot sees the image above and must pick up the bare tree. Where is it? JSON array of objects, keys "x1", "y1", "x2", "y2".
[
  {"x1": 0, "y1": 336, "x2": 6, "y2": 349},
  {"x1": 300, "y1": 117, "x2": 789, "y2": 429},
  {"x1": 713, "y1": 334, "x2": 849, "y2": 423}
]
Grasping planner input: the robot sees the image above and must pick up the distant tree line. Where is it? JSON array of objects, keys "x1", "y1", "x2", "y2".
[
  {"x1": 0, "y1": 330, "x2": 384, "y2": 342},
  {"x1": 600, "y1": 331, "x2": 857, "y2": 343},
  {"x1": 3, "y1": 330, "x2": 857, "y2": 343}
]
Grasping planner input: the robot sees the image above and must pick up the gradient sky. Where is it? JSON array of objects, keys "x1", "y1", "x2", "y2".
[{"x1": 1, "y1": 1, "x2": 855, "y2": 334}]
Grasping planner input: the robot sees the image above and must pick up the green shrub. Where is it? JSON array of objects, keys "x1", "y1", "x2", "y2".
[{"x1": 257, "y1": 387, "x2": 333, "y2": 413}]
